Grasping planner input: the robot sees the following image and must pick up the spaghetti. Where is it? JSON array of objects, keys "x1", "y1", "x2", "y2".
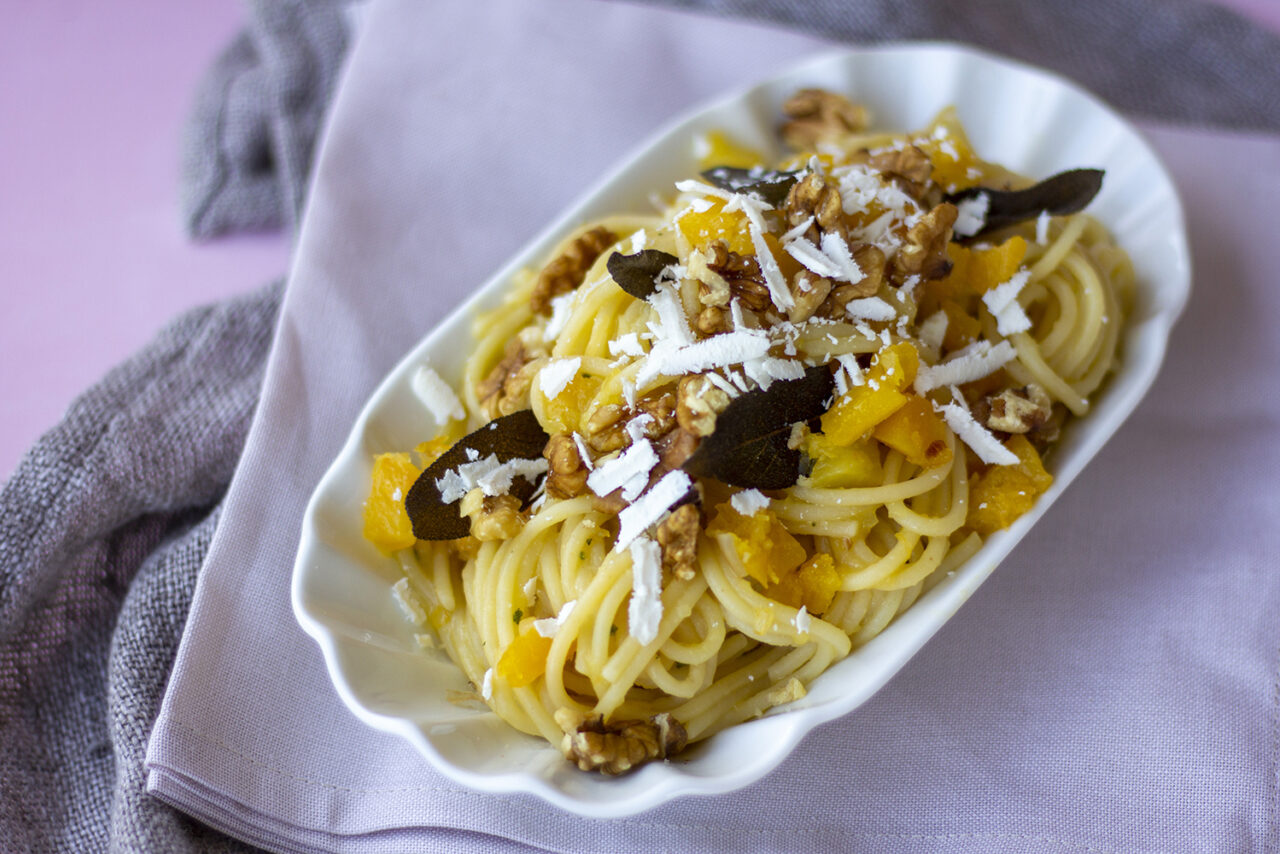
[{"x1": 365, "y1": 89, "x2": 1133, "y2": 774}]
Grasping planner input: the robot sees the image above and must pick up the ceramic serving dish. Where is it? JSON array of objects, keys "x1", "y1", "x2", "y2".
[{"x1": 292, "y1": 43, "x2": 1190, "y2": 817}]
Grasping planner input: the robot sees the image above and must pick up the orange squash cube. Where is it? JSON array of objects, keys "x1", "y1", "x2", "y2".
[
  {"x1": 967, "y1": 236, "x2": 1027, "y2": 294},
  {"x1": 805, "y1": 434, "x2": 883, "y2": 488},
  {"x1": 872, "y1": 396, "x2": 953, "y2": 468},
  {"x1": 966, "y1": 435, "x2": 1054, "y2": 535},
  {"x1": 709, "y1": 503, "x2": 807, "y2": 587},
  {"x1": 363, "y1": 452, "x2": 421, "y2": 554},
  {"x1": 675, "y1": 199, "x2": 753, "y2": 256},
  {"x1": 819, "y1": 343, "x2": 919, "y2": 445},
  {"x1": 695, "y1": 130, "x2": 765, "y2": 170},
  {"x1": 496, "y1": 627, "x2": 553, "y2": 688}
]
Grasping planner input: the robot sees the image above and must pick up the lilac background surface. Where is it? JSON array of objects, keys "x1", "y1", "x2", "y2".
[{"x1": 0, "y1": 0, "x2": 1276, "y2": 480}]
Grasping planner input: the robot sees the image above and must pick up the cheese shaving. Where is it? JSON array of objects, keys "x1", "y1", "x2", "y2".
[
  {"x1": 533, "y1": 600, "x2": 577, "y2": 638},
  {"x1": 627, "y1": 537, "x2": 664, "y2": 646},
  {"x1": 953, "y1": 192, "x2": 989, "y2": 238},
  {"x1": 937, "y1": 400, "x2": 1019, "y2": 466},
  {"x1": 410, "y1": 365, "x2": 465, "y2": 426},
  {"x1": 730, "y1": 489, "x2": 770, "y2": 516},
  {"x1": 436, "y1": 454, "x2": 549, "y2": 504},
  {"x1": 913, "y1": 340, "x2": 1017, "y2": 394},
  {"x1": 845, "y1": 297, "x2": 897, "y2": 323},
  {"x1": 586, "y1": 439, "x2": 659, "y2": 502},
  {"x1": 538, "y1": 357, "x2": 581, "y2": 400},
  {"x1": 615, "y1": 470, "x2": 693, "y2": 550}
]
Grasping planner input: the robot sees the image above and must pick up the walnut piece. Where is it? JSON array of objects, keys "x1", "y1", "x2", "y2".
[
  {"x1": 784, "y1": 172, "x2": 845, "y2": 243},
  {"x1": 558, "y1": 711, "x2": 688, "y2": 775},
  {"x1": 985, "y1": 383, "x2": 1053, "y2": 434},
  {"x1": 868, "y1": 144, "x2": 934, "y2": 198},
  {"x1": 544, "y1": 433, "x2": 589, "y2": 499},
  {"x1": 893, "y1": 202, "x2": 958, "y2": 281},
  {"x1": 676, "y1": 375, "x2": 730, "y2": 438},
  {"x1": 584, "y1": 403, "x2": 627, "y2": 454},
  {"x1": 459, "y1": 489, "x2": 525, "y2": 541},
  {"x1": 530, "y1": 226, "x2": 617, "y2": 315},
  {"x1": 636, "y1": 392, "x2": 678, "y2": 440},
  {"x1": 656, "y1": 503, "x2": 701, "y2": 580},
  {"x1": 477, "y1": 337, "x2": 545, "y2": 420},
  {"x1": 780, "y1": 88, "x2": 869, "y2": 151},
  {"x1": 817, "y1": 245, "x2": 885, "y2": 318},
  {"x1": 788, "y1": 271, "x2": 833, "y2": 323},
  {"x1": 706, "y1": 241, "x2": 773, "y2": 313},
  {"x1": 694, "y1": 305, "x2": 730, "y2": 336}
]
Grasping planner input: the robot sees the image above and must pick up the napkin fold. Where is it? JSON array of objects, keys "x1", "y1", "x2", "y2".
[{"x1": 3, "y1": 0, "x2": 1280, "y2": 852}]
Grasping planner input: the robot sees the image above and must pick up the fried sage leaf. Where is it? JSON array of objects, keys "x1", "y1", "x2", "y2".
[
  {"x1": 947, "y1": 168, "x2": 1104, "y2": 240},
  {"x1": 682, "y1": 365, "x2": 834, "y2": 490},
  {"x1": 700, "y1": 166, "x2": 800, "y2": 207},
  {"x1": 405, "y1": 410, "x2": 550, "y2": 540},
  {"x1": 607, "y1": 249, "x2": 680, "y2": 300}
]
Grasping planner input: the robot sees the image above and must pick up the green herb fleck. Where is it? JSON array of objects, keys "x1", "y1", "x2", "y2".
[
  {"x1": 610, "y1": 624, "x2": 618, "y2": 635},
  {"x1": 513, "y1": 609, "x2": 523, "y2": 624}
]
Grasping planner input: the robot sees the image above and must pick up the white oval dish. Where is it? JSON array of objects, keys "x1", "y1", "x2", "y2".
[{"x1": 292, "y1": 43, "x2": 1190, "y2": 817}]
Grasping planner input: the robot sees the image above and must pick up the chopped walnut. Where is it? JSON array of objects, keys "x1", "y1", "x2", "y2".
[
  {"x1": 868, "y1": 144, "x2": 934, "y2": 198},
  {"x1": 817, "y1": 245, "x2": 885, "y2": 318},
  {"x1": 459, "y1": 489, "x2": 525, "y2": 541},
  {"x1": 706, "y1": 241, "x2": 773, "y2": 313},
  {"x1": 693, "y1": 304, "x2": 730, "y2": 336},
  {"x1": 780, "y1": 88, "x2": 869, "y2": 151},
  {"x1": 656, "y1": 503, "x2": 701, "y2": 580},
  {"x1": 787, "y1": 271, "x2": 833, "y2": 323},
  {"x1": 544, "y1": 433, "x2": 589, "y2": 499},
  {"x1": 893, "y1": 202, "x2": 958, "y2": 281},
  {"x1": 784, "y1": 172, "x2": 845, "y2": 243},
  {"x1": 1026, "y1": 402, "x2": 1067, "y2": 452},
  {"x1": 558, "y1": 711, "x2": 688, "y2": 775},
  {"x1": 530, "y1": 226, "x2": 617, "y2": 315},
  {"x1": 688, "y1": 248, "x2": 732, "y2": 308},
  {"x1": 636, "y1": 392, "x2": 678, "y2": 439},
  {"x1": 655, "y1": 426, "x2": 700, "y2": 472},
  {"x1": 584, "y1": 403, "x2": 627, "y2": 454},
  {"x1": 676, "y1": 375, "x2": 730, "y2": 438},
  {"x1": 477, "y1": 338, "x2": 544, "y2": 420},
  {"x1": 985, "y1": 383, "x2": 1053, "y2": 434}
]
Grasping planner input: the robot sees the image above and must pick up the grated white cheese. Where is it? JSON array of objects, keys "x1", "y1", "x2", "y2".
[
  {"x1": 410, "y1": 366, "x2": 465, "y2": 426},
  {"x1": 730, "y1": 489, "x2": 770, "y2": 516},
  {"x1": 533, "y1": 600, "x2": 577, "y2": 638},
  {"x1": 793, "y1": 605, "x2": 811, "y2": 635},
  {"x1": 647, "y1": 286, "x2": 693, "y2": 347},
  {"x1": 392, "y1": 578, "x2": 428, "y2": 626},
  {"x1": 1036, "y1": 210, "x2": 1052, "y2": 245},
  {"x1": 917, "y1": 310, "x2": 949, "y2": 354},
  {"x1": 749, "y1": 223, "x2": 793, "y2": 311},
  {"x1": 638, "y1": 329, "x2": 771, "y2": 384},
  {"x1": 543, "y1": 291, "x2": 577, "y2": 342},
  {"x1": 938, "y1": 400, "x2": 1018, "y2": 465},
  {"x1": 845, "y1": 297, "x2": 897, "y2": 323},
  {"x1": 629, "y1": 228, "x2": 648, "y2": 253},
  {"x1": 621, "y1": 377, "x2": 637, "y2": 408},
  {"x1": 784, "y1": 236, "x2": 843, "y2": 280},
  {"x1": 705, "y1": 371, "x2": 741, "y2": 398},
  {"x1": 674, "y1": 178, "x2": 734, "y2": 201},
  {"x1": 819, "y1": 230, "x2": 864, "y2": 283},
  {"x1": 624, "y1": 413, "x2": 654, "y2": 444},
  {"x1": 481, "y1": 668, "x2": 494, "y2": 701},
  {"x1": 780, "y1": 216, "x2": 815, "y2": 243},
  {"x1": 742, "y1": 356, "x2": 805, "y2": 390},
  {"x1": 835, "y1": 353, "x2": 865, "y2": 395},
  {"x1": 615, "y1": 470, "x2": 693, "y2": 550},
  {"x1": 627, "y1": 537, "x2": 664, "y2": 645},
  {"x1": 538, "y1": 356, "x2": 581, "y2": 400},
  {"x1": 983, "y1": 270, "x2": 1033, "y2": 336},
  {"x1": 587, "y1": 439, "x2": 659, "y2": 502},
  {"x1": 571, "y1": 432, "x2": 594, "y2": 471},
  {"x1": 913, "y1": 340, "x2": 1017, "y2": 394},
  {"x1": 436, "y1": 454, "x2": 549, "y2": 503},
  {"x1": 608, "y1": 332, "x2": 644, "y2": 358},
  {"x1": 522, "y1": 575, "x2": 538, "y2": 600},
  {"x1": 953, "y1": 193, "x2": 989, "y2": 238}
]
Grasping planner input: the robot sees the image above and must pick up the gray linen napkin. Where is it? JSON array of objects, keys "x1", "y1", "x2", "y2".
[{"x1": 2, "y1": 0, "x2": 1278, "y2": 852}]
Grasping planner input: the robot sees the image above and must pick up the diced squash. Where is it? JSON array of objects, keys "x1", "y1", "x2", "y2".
[
  {"x1": 415, "y1": 436, "x2": 452, "y2": 467},
  {"x1": 708, "y1": 503, "x2": 807, "y2": 587},
  {"x1": 872, "y1": 396, "x2": 953, "y2": 468},
  {"x1": 940, "y1": 299, "x2": 983, "y2": 352},
  {"x1": 967, "y1": 236, "x2": 1027, "y2": 294},
  {"x1": 542, "y1": 370, "x2": 604, "y2": 435},
  {"x1": 676, "y1": 199, "x2": 753, "y2": 256},
  {"x1": 695, "y1": 130, "x2": 765, "y2": 170},
  {"x1": 805, "y1": 434, "x2": 883, "y2": 488},
  {"x1": 496, "y1": 626, "x2": 553, "y2": 688},
  {"x1": 766, "y1": 553, "x2": 841, "y2": 615},
  {"x1": 916, "y1": 107, "x2": 983, "y2": 191},
  {"x1": 966, "y1": 435, "x2": 1053, "y2": 535},
  {"x1": 819, "y1": 343, "x2": 918, "y2": 445},
  {"x1": 363, "y1": 453, "x2": 421, "y2": 554}
]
